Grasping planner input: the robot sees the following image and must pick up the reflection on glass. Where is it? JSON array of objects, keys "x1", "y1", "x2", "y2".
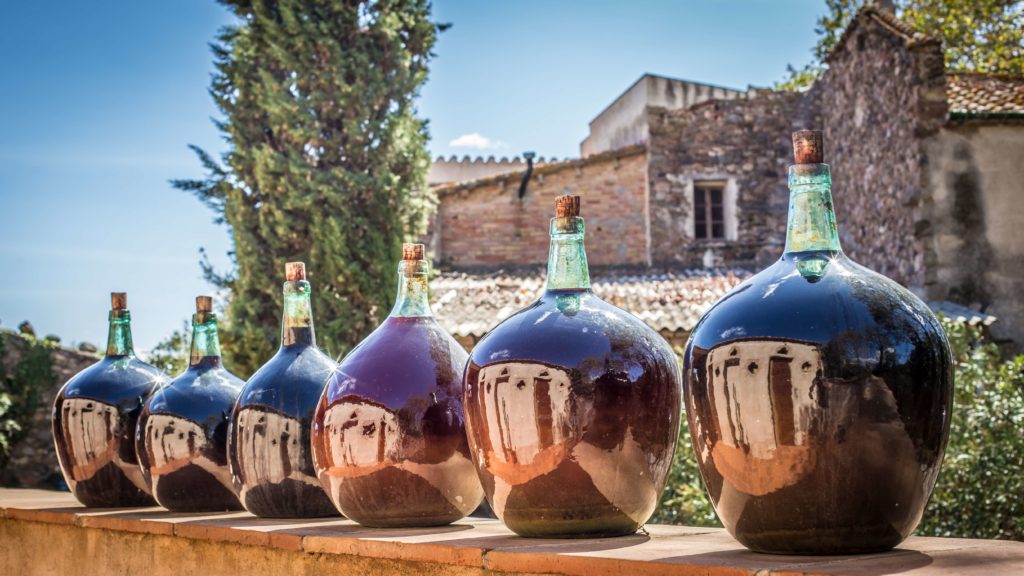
[
  {"x1": 312, "y1": 245, "x2": 483, "y2": 527},
  {"x1": 52, "y1": 293, "x2": 167, "y2": 507},
  {"x1": 227, "y1": 262, "x2": 338, "y2": 518},
  {"x1": 137, "y1": 298, "x2": 245, "y2": 512},
  {"x1": 682, "y1": 131, "x2": 953, "y2": 554}
]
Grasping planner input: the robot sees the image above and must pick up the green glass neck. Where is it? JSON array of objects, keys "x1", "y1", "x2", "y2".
[
  {"x1": 282, "y1": 280, "x2": 316, "y2": 347},
  {"x1": 189, "y1": 312, "x2": 222, "y2": 367},
  {"x1": 105, "y1": 310, "x2": 135, "y2": 357},
  {"x1": 546, "y1": 216, "x2": 592, "y2": 292},
  {"x1": 784, "y1": 164, "x2": 842, "y2": 256},
  {"x1": 390, "y1": 260, "x2": 432, "y2": 318}
]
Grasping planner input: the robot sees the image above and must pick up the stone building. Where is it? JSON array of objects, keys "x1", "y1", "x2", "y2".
[{"x1": 428, "y1": 6, "x2": 1022, "y2": 349}]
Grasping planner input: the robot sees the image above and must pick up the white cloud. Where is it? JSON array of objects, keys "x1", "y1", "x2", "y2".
[{"x1": 448, "y1": 132, "x2": 506, "y2": 150}]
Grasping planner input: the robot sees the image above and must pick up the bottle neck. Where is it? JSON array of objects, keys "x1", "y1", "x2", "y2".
[
  {"x1": 105, "y1": 310, "x2": 135, "y2": 357},
  {"x1": 282, "y1": 280, "x2": 316, "y2": 347},
  {"x1": 546, "y1": 216, "x2": 591, "y2": 292},
  {"x1": 784, "y1": 164, "x2": 842, "y2": 256},
  {"x1": 390, "y1": 260, "x2": 433, "y2": 318},
  {"x1": 189, "y1": 312, "x2": 222, "y2": 367}
]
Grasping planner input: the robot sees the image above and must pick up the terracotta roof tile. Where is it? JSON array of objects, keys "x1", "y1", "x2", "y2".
[
  {"x1": 947, "y1": 74, "x2": 1024, "y2": 117},
  {"x1": 430, "y1": 268, "x2": 751, "y2": 338},
  {"x1": 428, "y1": 269, "x2": 996, "y2": 339}
]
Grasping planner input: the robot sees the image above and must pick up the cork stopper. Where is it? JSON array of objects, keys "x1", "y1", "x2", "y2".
[
  {"x1": 555, "y1": 195, "x2": 581, "y2": 218},
  {"x1": 195, "y1": 296, "x2": 213, "y2": 313},
  {"x1": 285, "y1": 261, "x2": 306, "y2": 282},
  {"x1": 111, "y1": 292, "x2": 127, "y2": 311},
  {"x1": 402, "y1": 243, "x2": 425, "y2": 261},
  {"x1": 793, "y1": 130, "x2": 824, "y2": 164}
]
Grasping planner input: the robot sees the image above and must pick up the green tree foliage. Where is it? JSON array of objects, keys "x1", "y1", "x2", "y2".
[
  {"x1": 145, "y1": 321, "x2": 191, "y2": 376},
  {"x1": 0, "y1": 332, "x2": 57, "y2": 467},
  {"x1": 656, "y1": 318, "x2": 1024, "y2": 541},
  {"x1": 916, "y1": 320, "x2": 1024, "y2": 540},
  {"x1": 777, "y1": 1, "x2": 1024, "y2": 91},
  {"x1": 173, "y1": 0, "x2": 441, "y2": 375}
]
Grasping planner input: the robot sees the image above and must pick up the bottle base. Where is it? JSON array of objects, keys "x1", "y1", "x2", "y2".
[{"x1": 733, "y1": 525, "x2": 904, "y2": 555}]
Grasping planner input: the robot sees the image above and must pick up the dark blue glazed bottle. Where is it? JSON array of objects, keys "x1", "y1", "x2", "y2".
[
  {"x1": 136, "y1": 296, "x2": 244, "y2": 511},
  {"x1": 227, "y1": 262, "x2": 338, "y2": 518},
  {"x1": 682, "y1": 131, "x2": 953, "y2": 554},
  {"x1": 52, "y1": 292, "x2": 167, "y2": 506}
]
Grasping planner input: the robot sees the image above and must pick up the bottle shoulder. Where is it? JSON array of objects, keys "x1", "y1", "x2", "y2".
[
  {"x1": 58, "y1": 355, "x2": 167, "y2": 403},
  {"x1": 236, "y1": 346, "x2": 336, "y2": 410},
  {"x1": 323, "y1": 315, "x2": 467, "y2": 410},
  {"x1": 469, "y1": 291, "x2": 675, "y2": 369},
  {"x1": 690, "y1": 255, "x2": 946, "y2": 352},
  {"x1": 155, "y1": 365, "x2": 243, "y2": 400}
]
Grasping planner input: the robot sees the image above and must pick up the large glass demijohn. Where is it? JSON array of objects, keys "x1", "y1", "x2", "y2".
[
  {"x1": 682, "y1": 131, "x2": 953, "y2": 554},
  {"x1": 463, "y1": 195, "x2": 683, "y2": 538},
  {"x1": 136, "y1": 296, "x2": 245, "y2": 511},
  {"x1": 52, "y1": 292, "x2": 168, "y2": 506},
  {"x1": 227, "y1": 262, "x2": 338, "y2": 517},
  {"x1": 312, "y1": 244, "x2": 483, "y2": 527}
]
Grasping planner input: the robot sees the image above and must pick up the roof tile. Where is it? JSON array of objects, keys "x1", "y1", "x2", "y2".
[{"x1": 947, "y1": 74, "x2": 1024, "y2": 117}]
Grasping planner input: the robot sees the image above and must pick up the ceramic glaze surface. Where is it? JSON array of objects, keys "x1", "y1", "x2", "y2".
[
  {"x1": 52, "y1": 356, "x2": 166, "y2": 506},
  {"x1": 683, "y1": 252, "x2": 953, "y2": 554},
  {"x1": 137, "y1": 357, "x2": 245, "y2": 512},
  {"x1": 312, "y1": 316, "x2": 483, "y2": 527},
  {"x1": 229, "y1": 344, "x2": 337, "y2": 517},
  {"x1": 464, "y1": 290, "x2": 682, "y2": 538}
]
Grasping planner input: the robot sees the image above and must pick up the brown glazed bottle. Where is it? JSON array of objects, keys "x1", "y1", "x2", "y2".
[
  {"x1": 311, "y1": 243, "x2": 483, "y2": 527},
  {"x1": 227, "y1": 262, "x2": 338, "y2": 517},
  {"x1": 464, "y1": 196, "x2": 683, "y2": 538},
  {"x1": 136, "y1": 296, "x2": 245, "y2": 511},
  {"x1": 682, "y1": 131, "x2": 953, "y2": 554},
  {"x1": 52, "y1": 293, "x2": 167, "y2": 506}
]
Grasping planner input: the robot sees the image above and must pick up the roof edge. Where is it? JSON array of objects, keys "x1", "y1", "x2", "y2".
[
  {"x1": 827, "y1": 4, "x2": 938, "y2": 65},
  {"x1": 434, "y1": 144, "x2": 647, "y2": 197}
]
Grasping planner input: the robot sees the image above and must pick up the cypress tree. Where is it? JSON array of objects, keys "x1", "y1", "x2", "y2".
[{"x1": 174, "y1": 0, "x2": 440, "y2": 375}]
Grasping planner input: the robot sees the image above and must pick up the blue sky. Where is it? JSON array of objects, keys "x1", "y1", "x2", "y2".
[{"x1": 0, "y1": 0, "x2": 820, "y2": 352}]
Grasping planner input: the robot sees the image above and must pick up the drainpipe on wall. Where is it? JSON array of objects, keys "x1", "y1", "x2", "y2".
[{"x1": 518, "y1": 151, "x2": 536, "y2": 199}]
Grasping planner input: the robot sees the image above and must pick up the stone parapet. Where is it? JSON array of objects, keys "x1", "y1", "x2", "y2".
[{"x1": 2, "y1": 489, "x2": 1023, "y2": 575}]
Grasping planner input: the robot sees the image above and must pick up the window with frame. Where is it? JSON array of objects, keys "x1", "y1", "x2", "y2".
[{"x1": 693, "y1": 182, "x2": 726, "y2": 240}]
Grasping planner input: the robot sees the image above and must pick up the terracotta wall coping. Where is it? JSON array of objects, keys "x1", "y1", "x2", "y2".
[{"x1": 2, "y1": 489, "x2": 1023, "y2": 575}]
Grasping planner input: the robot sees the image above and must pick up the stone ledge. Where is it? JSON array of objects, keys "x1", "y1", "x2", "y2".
[{"x1": 2, "y1": 489, "x2": 1022, "y2": 575}]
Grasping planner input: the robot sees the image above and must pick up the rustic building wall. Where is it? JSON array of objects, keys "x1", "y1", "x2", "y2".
[
  {"x1": 646, "y1": 91, "x2": 813, "y2": 267},
  {"x1": 923, "y1": 123, "x2": 1024, "y2": 348},
  {"x1": 581, "y1": 74, "x2": 745, "y2": 157},
  {"x1": 0, "y1": 332, "x2": 97, "y2": 489},
  {"x1": 812, "y1": 9, "x2": 947, "y2": 288},
  {"x1": 436, "y1": 148, "x2": 649, "y2": 268}
]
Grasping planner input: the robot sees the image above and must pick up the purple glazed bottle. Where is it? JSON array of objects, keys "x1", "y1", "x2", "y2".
[
  {"x1": 463, "y1": 196, "x2": 683, "y2": 538},
  {"x1": 312, "y1": 243, "x2": 483, "y2": 527}
]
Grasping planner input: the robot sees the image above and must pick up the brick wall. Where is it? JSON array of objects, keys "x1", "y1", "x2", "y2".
[
  {"x1": 812, "y1": 8, "x2": 947, "y2": 288},
  {"x1": 436, "y1": 147, "x2": 649, "y2": 268},
  {"x1": 646, "y1": 91, "x2": 814, "y2": 267}
]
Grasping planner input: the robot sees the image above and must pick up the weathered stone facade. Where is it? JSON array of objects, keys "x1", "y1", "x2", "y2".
[
  {"x1": 435, "y1": 147, "x2": 649, "y2": 268},
  {"x1": 646, "y1": 91, "x2": 814, "y2": 267},
  {"x1": 924, "y1": 122, "x2": 1024, "y2": 347},
  {"x1": 0, "y1": 332, "x2": 97, "y2": 489},
  {"x1": 810, "y1": 8, "x2": 948, "y2": 288}
]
